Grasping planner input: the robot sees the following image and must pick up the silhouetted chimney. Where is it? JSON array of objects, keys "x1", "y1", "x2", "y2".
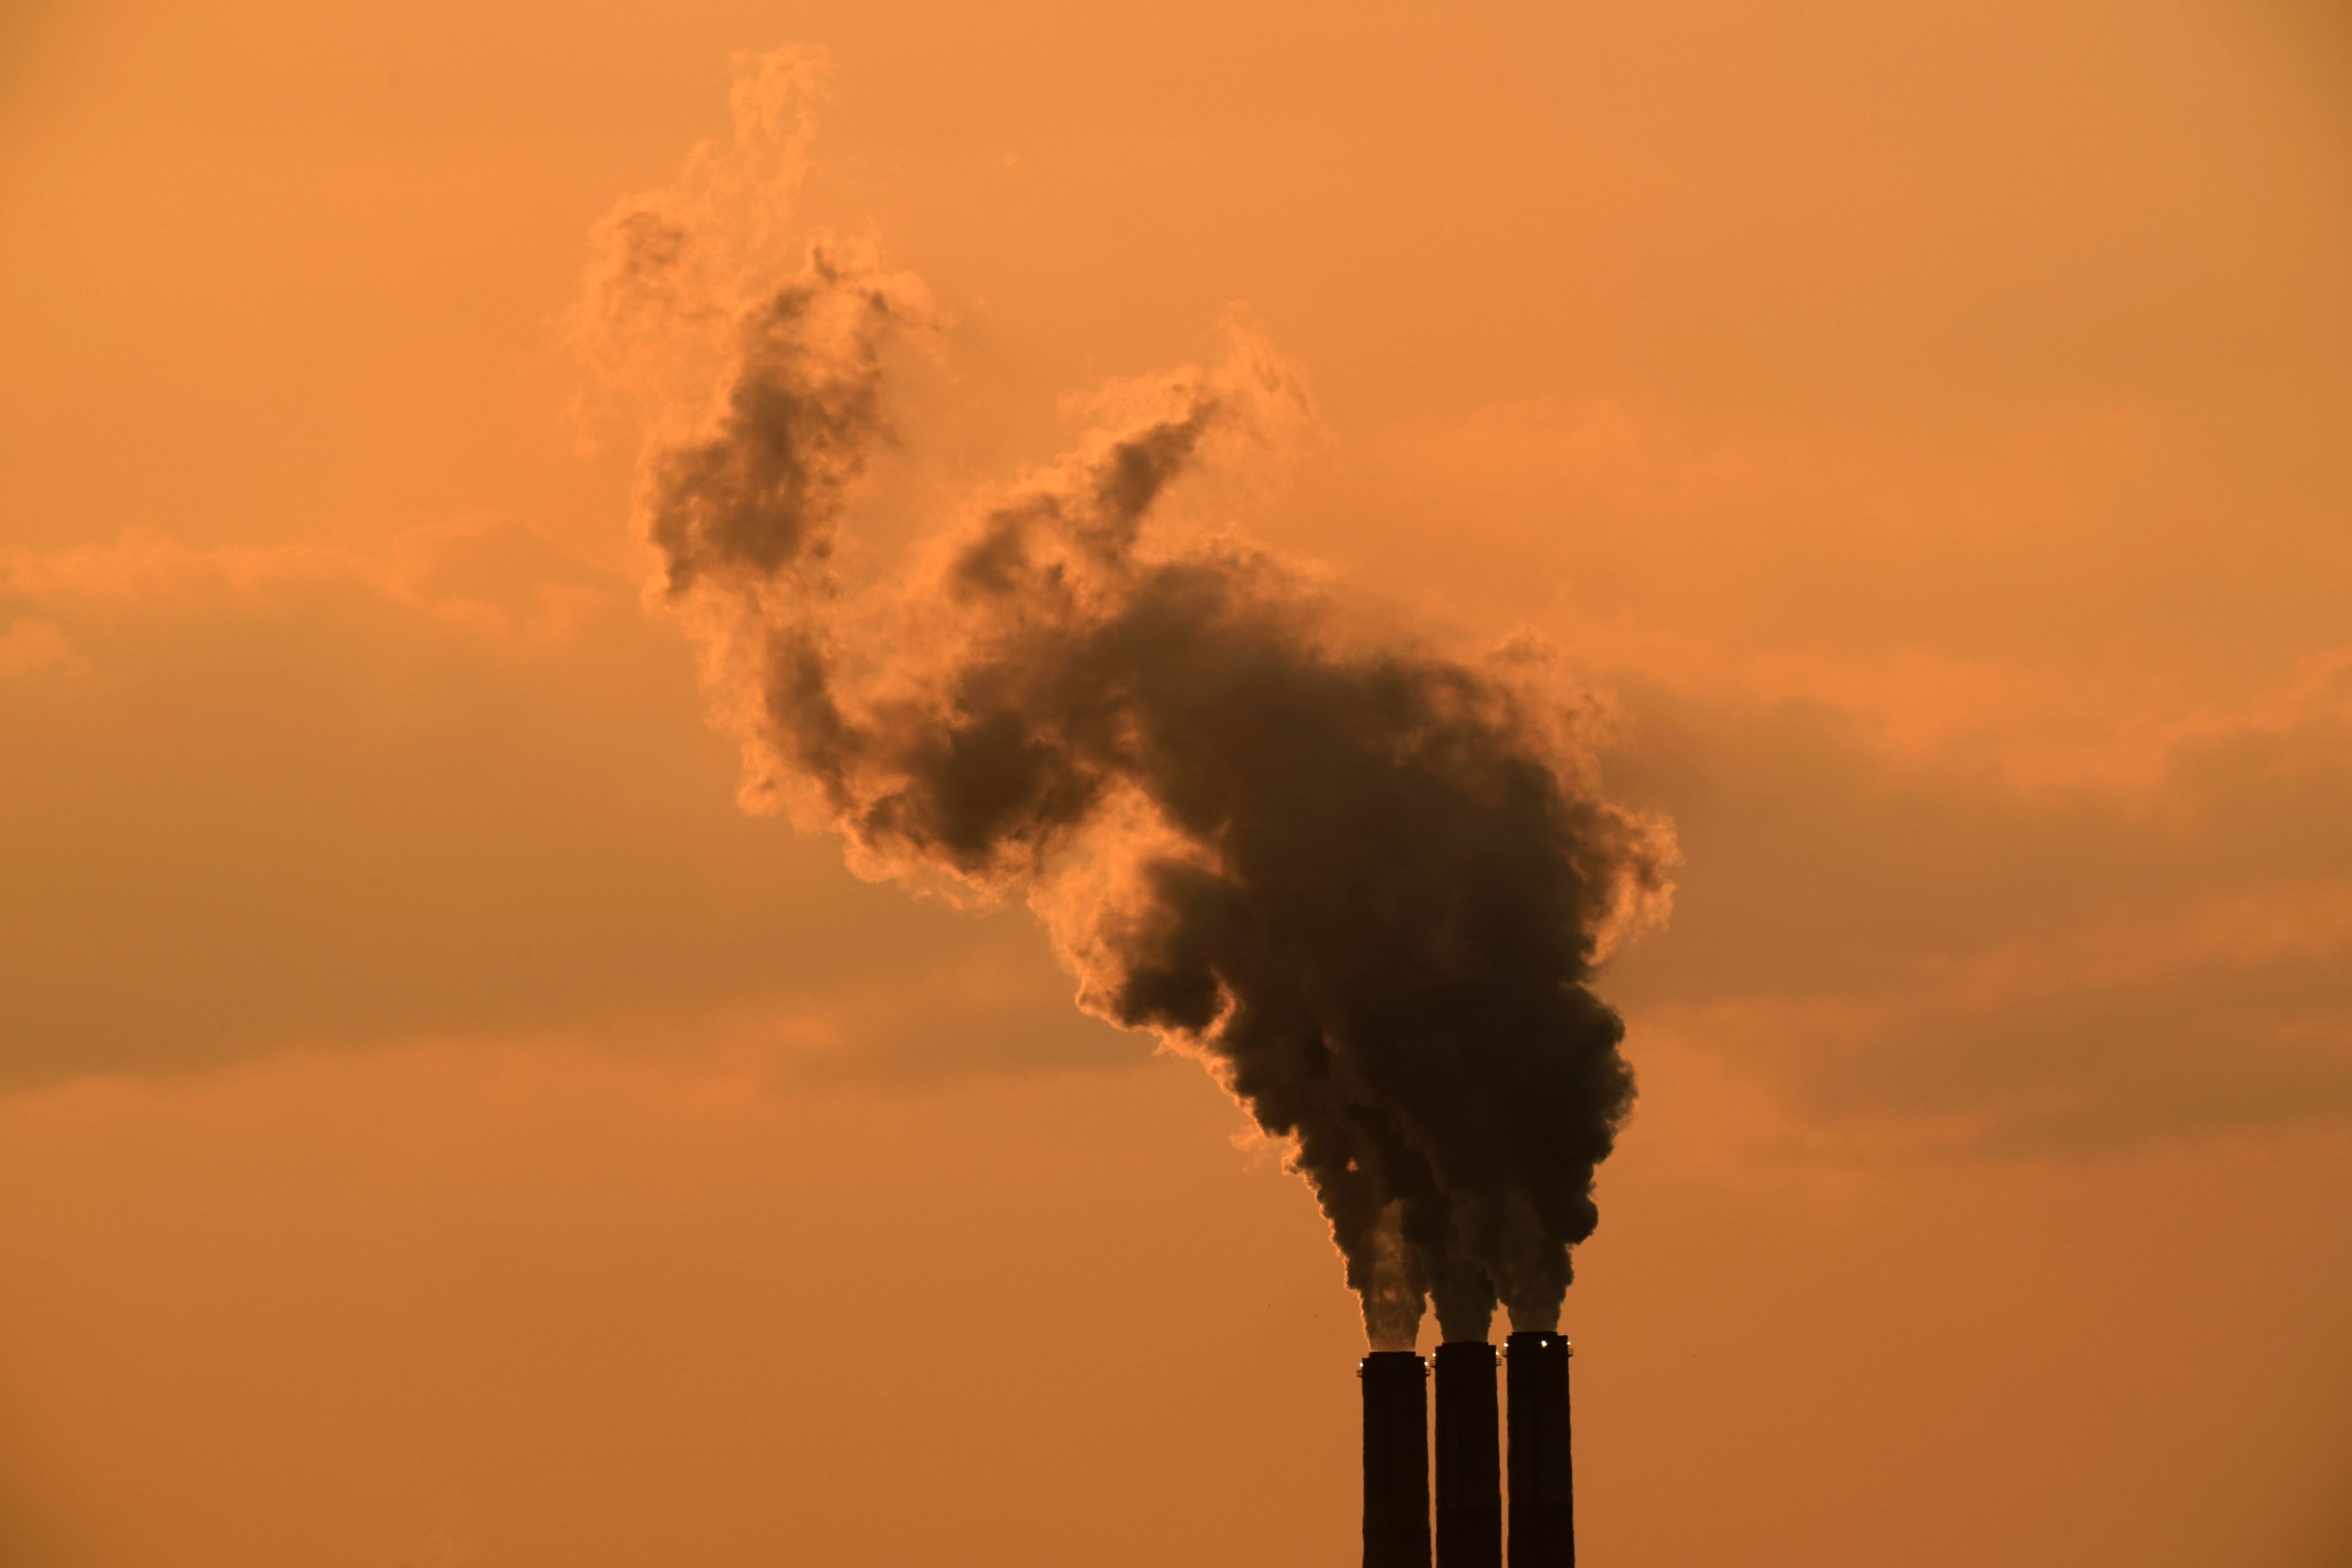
[
  {"x1": 1360, "y1": 1351, "x2": 1432, "y2": 1568},
  {"x1": 1504, "y1": 1331, "x2": 1573, "y2": 1567},
  {"x1": 1434, "y1": 1342, "x2": 1502, "y2": 1568}
]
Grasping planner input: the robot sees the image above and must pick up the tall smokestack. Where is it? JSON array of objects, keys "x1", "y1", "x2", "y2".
[
  {"x1": 1434, "y1": 1342, "x2": 1502, "y2": 1568},
  {"x1": 1505, "y1": 1331, "x2": 1574, "y2": 1567},
  {"x1": 1360, "y1": 1351, "x2": 1432, "y2": 1568}
]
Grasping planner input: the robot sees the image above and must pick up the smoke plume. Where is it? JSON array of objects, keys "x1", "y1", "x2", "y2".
[{"x1": 581, "y1": 51, "x2": 1674, "y2": 1348}]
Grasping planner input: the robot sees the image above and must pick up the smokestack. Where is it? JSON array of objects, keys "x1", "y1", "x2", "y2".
[
  {"x1": 1505, "y1": 1331, "x2": 1574, "y2": 1567},
  {"x1": 1434, "y1": 1342, "x2": 1502, "y2": 1568},
  {"x1": 1360, "y1": 1351, "x2": 1432, "y2": 1568}
]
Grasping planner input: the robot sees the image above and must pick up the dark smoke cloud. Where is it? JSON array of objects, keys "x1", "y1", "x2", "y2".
[{"x1": 582, "y1": 53, "x2": 1674, "y2": 1348}]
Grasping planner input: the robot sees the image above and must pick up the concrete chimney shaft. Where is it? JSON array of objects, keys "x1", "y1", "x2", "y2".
[
  {"x1": 1360, "y1": 1351, "x2": 1432, "y2": 1568},
  {"x1": 1504, "y1": 1332, "x2": 1574, "y2": 1567},
  {"x1": 1433, "y1": 1342, "x2": 1502, "y2": 1568}
]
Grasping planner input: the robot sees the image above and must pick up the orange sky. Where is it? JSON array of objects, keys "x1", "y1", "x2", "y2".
[{"x1": 3, "y1": 2, "x2": 2350, "y2": 1564}]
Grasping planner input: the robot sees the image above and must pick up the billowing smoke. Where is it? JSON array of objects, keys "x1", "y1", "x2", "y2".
[{"x1": 581, "y1": 51, "x2": 1674, "y2": 1348}]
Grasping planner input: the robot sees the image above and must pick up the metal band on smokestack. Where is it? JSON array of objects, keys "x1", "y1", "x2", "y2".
[
  {"x1": 1504, "y1": 1331, "x2": 1574, "y2": 1567},
  {"x1": 1433, "y1": 1342, "x2": 1502, "y2": 1568},
  {"x1": 1360, "y1": 1351, "x2": 1432, "y2": 1568}
]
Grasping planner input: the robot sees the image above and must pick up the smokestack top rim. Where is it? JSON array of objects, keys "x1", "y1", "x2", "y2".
[
  {"x1": 1357, "y1": 1349, "x2": 1431, "y2": 1378},
  {"x1": 1502, "y1": 1329, "x2": 1572, "y2": 1357}
]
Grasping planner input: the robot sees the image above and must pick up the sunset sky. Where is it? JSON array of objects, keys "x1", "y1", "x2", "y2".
[{"x1": 4, "y1": 2, "x2": 2350, "y2": 1565}]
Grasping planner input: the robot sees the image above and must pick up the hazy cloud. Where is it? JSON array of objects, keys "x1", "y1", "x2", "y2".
[
  {"x1": 0, "y1": 520, "x2": 1121, "y2": 1091},
  {"x1": 1605, "y1": 654, "x2": 2352, "y2": 1152}
]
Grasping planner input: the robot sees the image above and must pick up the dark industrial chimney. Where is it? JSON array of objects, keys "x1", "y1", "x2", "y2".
[
  {"x1": 1433, "y1": 1342, "x2": 1502, "y2": 1568},
  {"x1": 1504, "y1": 1332, "x2": 1573, "y2": 1567},
  {"x1": 1360, "y1": 1351, "x2": 1432, "y2": 1568}
]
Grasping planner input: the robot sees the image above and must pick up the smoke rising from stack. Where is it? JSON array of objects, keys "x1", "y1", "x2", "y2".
[{"x1": 581, "y1": 50, "x2": 1674, "y2": 1348}]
